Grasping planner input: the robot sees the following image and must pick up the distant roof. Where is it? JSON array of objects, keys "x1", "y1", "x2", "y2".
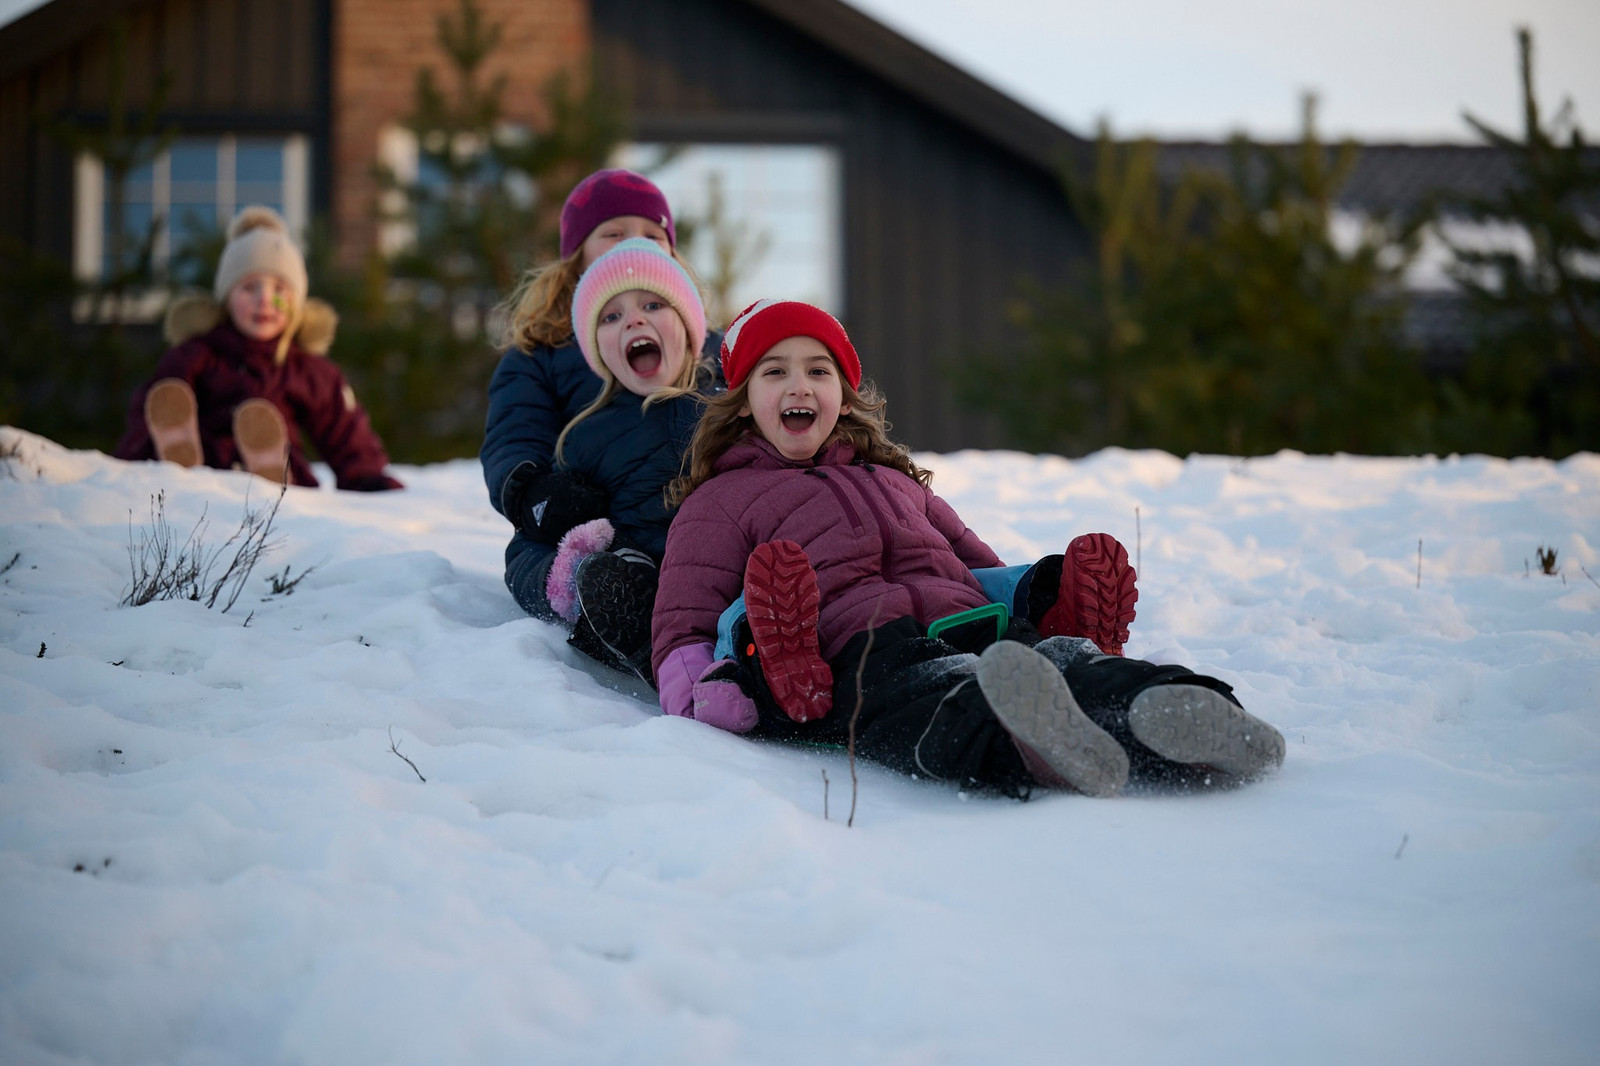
[
  {"x1": 1152, "y1": 140, "x2": 1536, "y2": 216},
  {"x1": 740, "y1": 0, "x2": 1086, "y2": 175}
]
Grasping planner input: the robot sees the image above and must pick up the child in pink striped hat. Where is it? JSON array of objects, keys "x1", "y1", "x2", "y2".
[
  {"x1": 483, "y1": 169, "x2": 723, "y2": 680},
  {"x1": 515, "y1": 236, "x2": 715, "y2": 680}
]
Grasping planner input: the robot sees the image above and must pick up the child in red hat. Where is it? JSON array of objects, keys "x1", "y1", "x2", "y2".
[{"x1": 653, "y1": 300, "x2": 1284, "y2": 798}]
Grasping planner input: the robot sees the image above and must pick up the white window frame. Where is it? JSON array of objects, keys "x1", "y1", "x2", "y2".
[
  {"x1": 72, "y1": 133, "x2": 310, "y2": 318},
  {"x1": 613, "y1": 142, "x2": 845, "y2": 318}
]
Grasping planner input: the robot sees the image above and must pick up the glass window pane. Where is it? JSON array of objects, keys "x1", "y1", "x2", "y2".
[
  {"x1": 235, "y1": 140, "x2": 284, "y2": 184},
  {"x1": 615, "y1": 143, "x2": 843, "y2": 319},
  {"x1": 171, "y1": 204, "x2": 218, "y2": 244},
  {"x1": 170, "y1": 140, "x2": 217, "y2": 184},
  {"x1": 235, "y1": 184, "x2": 284, "y2": 214}
]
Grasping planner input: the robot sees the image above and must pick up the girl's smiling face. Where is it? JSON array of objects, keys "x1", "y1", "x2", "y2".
[
  {"x1": 739, "y1": 336, "x2": 850, "y2": 461},
  {"x1": 579, "y1": 215, "x2": 672, "y2": 269},
  {"x1": 226, "y1": 272, "x2": 293, "y2": 342},
  {"x1": 595, "y1": 288, "x2": 689, "y2": 396}
]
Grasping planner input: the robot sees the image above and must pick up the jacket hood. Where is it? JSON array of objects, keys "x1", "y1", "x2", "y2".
[{"x1": 163, "y1": 292, "x2": 338, "y2": 355}]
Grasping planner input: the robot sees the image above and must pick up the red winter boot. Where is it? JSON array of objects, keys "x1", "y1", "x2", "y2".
[
  {"x1": 744, "y1": 540, "x2": 833, "y2": 723},
  {"x1": 1034, "y1": 532, "x2": 1138, "y2": 655}
]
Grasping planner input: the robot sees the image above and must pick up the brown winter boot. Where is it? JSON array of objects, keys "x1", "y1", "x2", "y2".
[
  {"x1": 143, "y1": 378, "x2": 202, "y2": 468},
  {"x1": 232, "y1": 398, "x2": 290, "y2": 484},
  {"x1": 976, "y1": 640, "x2": 1129, "y2": 797}
]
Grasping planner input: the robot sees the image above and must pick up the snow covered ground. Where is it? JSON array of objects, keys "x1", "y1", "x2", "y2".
[{"x1": 1, "y1": 425, "x2": 1596, "y2": 1066}]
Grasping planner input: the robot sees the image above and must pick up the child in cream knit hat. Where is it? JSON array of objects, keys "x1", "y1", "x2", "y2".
[{"x1": 114, "y1": 206, "x2": 401, "y2": 490}]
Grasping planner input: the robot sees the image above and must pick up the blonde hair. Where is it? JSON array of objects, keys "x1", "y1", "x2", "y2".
[
  {"x1": 498, "y1": 251, "x2": 588, "y2": 352},
  {"x1": 668, "y1": 374, "x2": 931, "y2": 507}
]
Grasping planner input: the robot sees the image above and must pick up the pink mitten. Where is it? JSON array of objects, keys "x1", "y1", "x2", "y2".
[
  {"x1": 659, "y1": 643, "x2": 758, "y2": 734},
  {"x1": 546, "y1": 517, "x2": 614, "y2": 621}
]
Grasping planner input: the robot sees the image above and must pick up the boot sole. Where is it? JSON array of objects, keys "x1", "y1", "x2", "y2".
[
  {"x1": 573, "y1": 553, "x2": 655, "y2": 681},
  {"x1": 1127, "y1": 685, "x2": 1286, "y2": 778},
  {"x1": 144, "y1": 379, "x2": 202, "y2": 468},
  {"x1": 976, "y1": 641, "x2": 1128, "y2": 797},
  {"x1": 1040, "y1": 532, "x2": 1138, "y2": 655},
  {"x1": 744, "y1": 540, "x2": 833, "y2": 723},
  {"x1": 233, "y1": 399, "x2": 290, "y2": 484}
]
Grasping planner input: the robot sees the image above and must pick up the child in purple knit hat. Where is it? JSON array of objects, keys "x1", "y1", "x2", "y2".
[{"x1": 482, "y1": 169, "x2": 723, "y2": 677}]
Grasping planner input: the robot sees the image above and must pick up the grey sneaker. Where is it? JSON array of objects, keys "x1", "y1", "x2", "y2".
[
  {"x1": 1127, "y1": 685, "x2": 1286, "y2": 778},
  {"x1": 976, "y1": 641, "x2": 1129, "y2": 797}
]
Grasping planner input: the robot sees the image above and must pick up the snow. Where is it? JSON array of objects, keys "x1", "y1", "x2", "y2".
[{"x1": 2, "y1": 424, "x2": 1597, "y2": 1065}]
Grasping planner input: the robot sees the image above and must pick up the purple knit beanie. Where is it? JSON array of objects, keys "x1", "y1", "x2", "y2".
[
  {"x1": 570, "y1": 238, "x2": 707, "y2": 379},
  {"x1": 559, "y1": 169, "x2": 676, "y2": 259}
]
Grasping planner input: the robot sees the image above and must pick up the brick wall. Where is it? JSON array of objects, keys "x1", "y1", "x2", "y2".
[{"x1": 331, "y1": 0, "x2": 589, "y2": 268}]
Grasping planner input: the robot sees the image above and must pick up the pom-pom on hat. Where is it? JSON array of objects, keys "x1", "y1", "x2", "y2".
[
  {"x1": 212, "y1": 206, "x2": 308, "y2": 307},
  {"x1": 720, "y1": 300, "x2": 862, "y2": 391},
  {"x1": 570, "y1": 237, "x2": 707, "y2": 379},
  {"x1": 560, "y1": 168, "x2": 676, "y2": 259}
]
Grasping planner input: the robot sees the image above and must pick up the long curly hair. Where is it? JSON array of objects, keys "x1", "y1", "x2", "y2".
[{"x1": 668, "y1": 374, "x2": 931, "y2": 507}]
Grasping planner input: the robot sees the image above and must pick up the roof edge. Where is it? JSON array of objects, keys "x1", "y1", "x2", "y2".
[
  {"x1": 742, "y1": 0, "x2": 1085, "y2": 176},
  {"x1": 0, "y1": 0, "x2": 152, "y2": 83}
]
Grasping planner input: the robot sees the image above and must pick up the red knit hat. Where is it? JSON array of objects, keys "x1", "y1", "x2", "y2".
[
  {"x1": 720, "y1": 300, "x2": 862, "y2": 390},
  {"x1": 559, "y1": 169, "x2": 676, "y2": 259}
]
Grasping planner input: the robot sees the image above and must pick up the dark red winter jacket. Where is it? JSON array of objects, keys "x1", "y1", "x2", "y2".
[
  {"x1": 114, "y1": 309, "x2": 400, "y2": 491},
  {"x1": 651, "y1": 436, "x2": 1004, "y2": 682}
]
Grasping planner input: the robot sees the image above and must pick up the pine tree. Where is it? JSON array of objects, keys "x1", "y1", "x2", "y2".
[
  {"x1": 958, "y1": 101, "x2": 1430, "y2": 457},
  {"x1": 335, "y1": 0, "x2": 624, "y2": 461},
  {"x1": 1439, "y1": 27, "x2": 1600, "y2": 457}
]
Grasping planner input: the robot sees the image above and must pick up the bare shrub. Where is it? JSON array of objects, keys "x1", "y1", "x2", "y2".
[{"x1": 122, "y1": 484, "x2": 287, "y2": 612}]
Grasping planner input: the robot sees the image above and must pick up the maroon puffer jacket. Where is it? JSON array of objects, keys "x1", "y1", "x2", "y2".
[
  {"x1": 114, "y1": 318, "x2": 400, "y2": 490},
  {"x1": 652, "y1": 436, "x2": 1003, "y2": 681}
]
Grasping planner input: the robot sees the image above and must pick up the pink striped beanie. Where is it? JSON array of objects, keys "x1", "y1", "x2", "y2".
[{"x1": 570, "y1": 238, "x2": 707, "y2": 379}]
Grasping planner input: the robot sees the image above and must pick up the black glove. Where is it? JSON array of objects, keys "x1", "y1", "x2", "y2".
[
  {"x1": 344, "y1": 473, "x2": 403, "y2": 492},
  {"x1": 503, "y1": 461, "x2": 609, "y2": 542}
]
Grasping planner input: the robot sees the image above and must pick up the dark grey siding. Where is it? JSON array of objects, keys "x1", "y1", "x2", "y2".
[
  {"x1": 0, "y1": 0, "x2": 331, "y2": 263},
  {"x1": 593, "y1": 0, "x2": 1088, "y2": 451}
]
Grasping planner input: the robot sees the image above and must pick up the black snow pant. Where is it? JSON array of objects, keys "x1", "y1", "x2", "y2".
[{"x1": 734, "y1": 615, "x2": 1038, "y2": 797}]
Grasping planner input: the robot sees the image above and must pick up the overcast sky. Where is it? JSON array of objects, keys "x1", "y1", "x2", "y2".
[
  {"x1": 846, "y1": 0, "x2": 1599, "y2": 143},
  {"x1": 3, "y1": 0, "x2": 1596, "y2": 143}
]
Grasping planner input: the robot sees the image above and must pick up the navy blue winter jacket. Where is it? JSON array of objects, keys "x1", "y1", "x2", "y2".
[{"x1": 480, "y1": 334, "x2": 722, "y2": 615}]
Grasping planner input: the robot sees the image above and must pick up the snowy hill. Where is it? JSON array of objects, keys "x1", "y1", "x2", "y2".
[{"x1": 1, "y1": 425, "x2": 1597, "y2": 1065}]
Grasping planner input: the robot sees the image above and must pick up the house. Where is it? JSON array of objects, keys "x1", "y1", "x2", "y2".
[{"x1": 0, "y1": 0, "x2": 1095, "y2": 451}]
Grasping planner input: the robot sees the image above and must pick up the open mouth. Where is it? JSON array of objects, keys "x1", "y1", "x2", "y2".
[
  {"x1": 780, "y1": 407, "x2": 817, "y2": 432},
  {"x1": 626, "y1": 337, "x2": 663, "y2": 377}
]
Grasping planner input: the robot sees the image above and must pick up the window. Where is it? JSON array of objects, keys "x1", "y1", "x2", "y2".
[
  {"x1": 74, "y1": 134, "x2": 310, "y2": 287},
  {"x1": 612, "y1": 143, "x2": 843, "y2": 321}
]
